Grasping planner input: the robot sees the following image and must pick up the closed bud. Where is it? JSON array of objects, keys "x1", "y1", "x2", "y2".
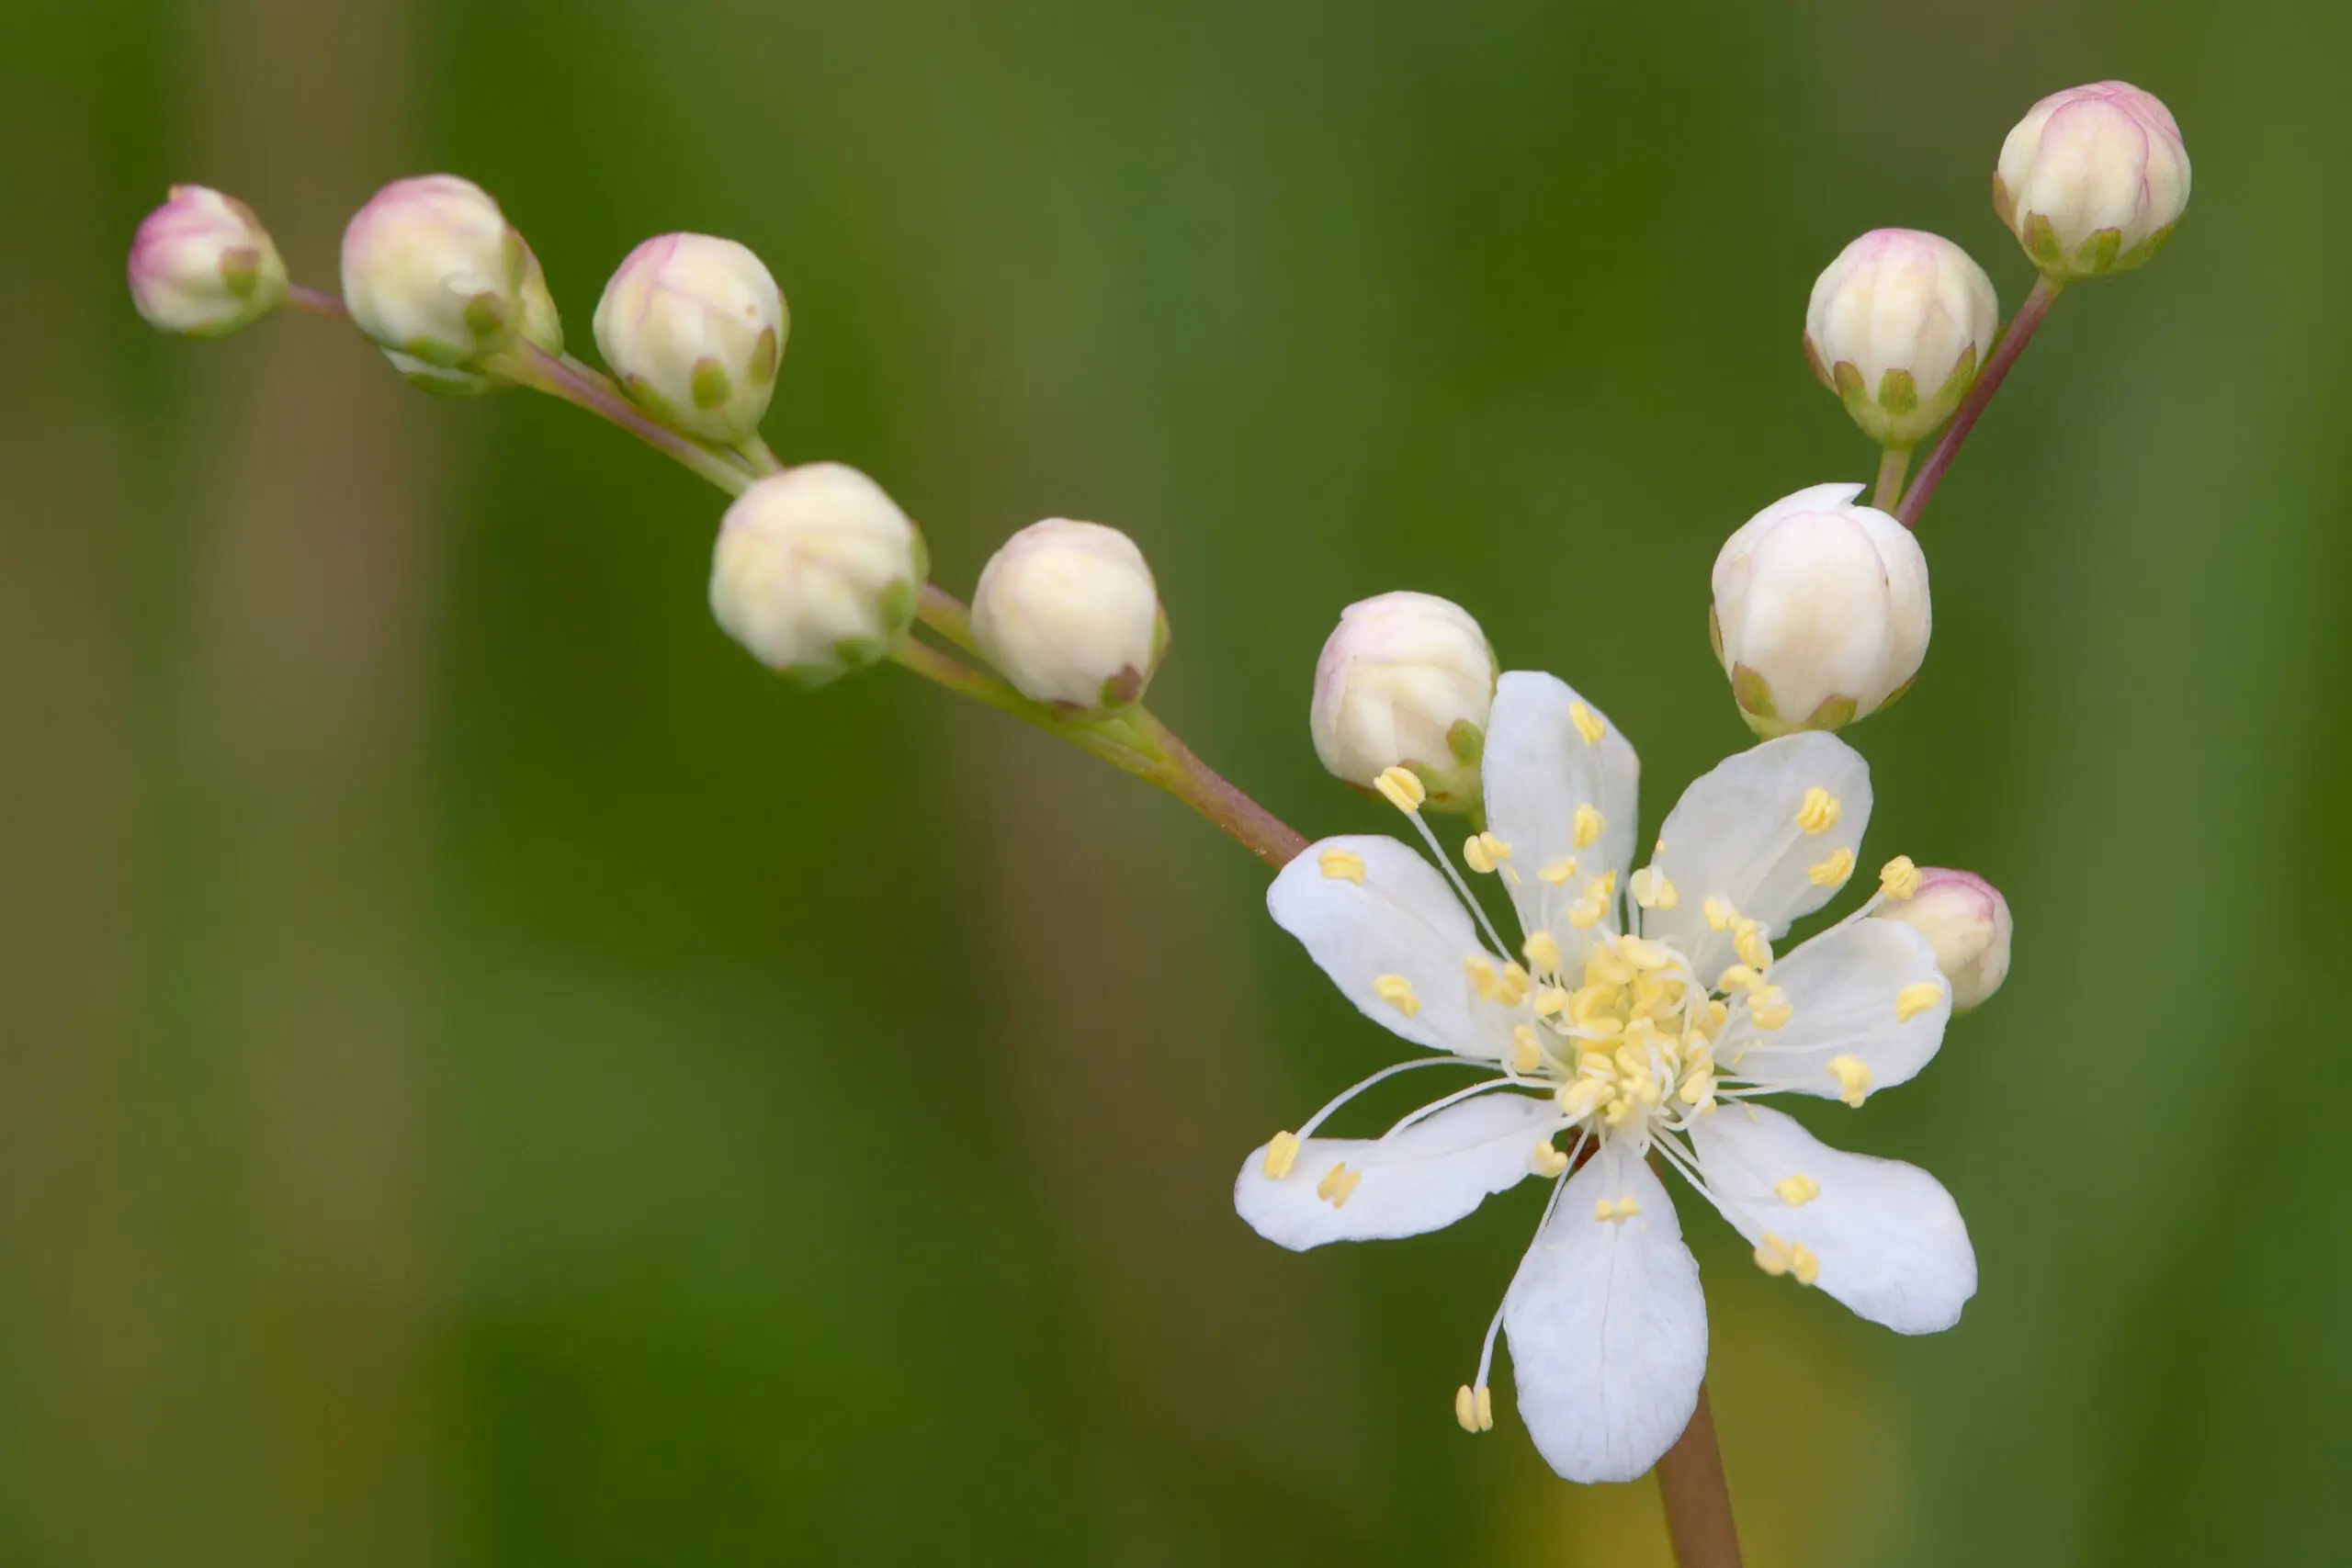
[
  {"x1": 971, "y1": 519, "x2": 1166, "y2": 715},
  {"x1": 377, "y1": 238, "x2": 563, "y2": 398},
  {"x1": 594, "y1": 234, "x2": 786, "y2": 446},
  {"x1": 1711, "y1": 483, "x2": 1929, "y2": 736},
  {"x1": 1804, "y1": 230, "x2": 1997, "y2": 448},
  {"x1": 1871, "y1": 867, "x2": 2010, "y2": 1010},
  {"x1": 127, "y1": 185, "x2": 288, "y2": 338},
  {"x1": 341, "y1": 175, "x2": 532, "y2": 372},
  {"x1": 1994, "y1": 81, "x2": 2189, "y2": 282},
  {"x1": 1310, "y1": 592, "x2": 1496, "y2": 813},
  {"x1": 708, "y1": 463, "x2": 928, "y2": 685}
]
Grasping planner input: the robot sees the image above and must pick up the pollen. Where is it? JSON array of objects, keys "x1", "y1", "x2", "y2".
[
  {"x1": 1715, "y1": 963, "x2": 1763, "y2": 994},
  {"x1": 1572, "y1": 805, "x2": 1604, "y2": 850},
  {"x1": 1630, "y1": 866, "x2": 1679, "y2": 909},
  {"x1": 1532, "y1": 1140, "x2": 1570, "y2": 1179},
  {"x1": 1753, "y1": 1232, "x2": 1820, "y2": 1284},
  {"x1": 1747, "y1": 986, "x2": 1792, "y2": 1031},
  {"x1": 1880, "y1": 855, "x2": 1922, "y2": 900},
  {"x1": 1374, "y1": 766, "x2": 1427, "y2": 814},
  {"x1": 1774, "y1": 1173, "x2": 1821, "y2": 1206},
  {"x1": 1827, "y1": 1053, "x2": 1872, "y2": 1107},
  {"x1": 1733, "y1": 919, "x2": 1772, "y2": 971},
  {"x1": 1317, "y1": 1162, "x2": 1363, "y2": 1207},
  {"x1": 1594, "y1": 1195, "x2": 1641, "y2": 1223},
  {"x1": 1511, "y1": 1024, "x2": 1544, "y2": 1074},
  {"x1": 1807, "y1": 847, "x2": 1855, "y2": 887},
  {"x1": 1498, "y1": 963, "x2": 1532, "y2": 1006},
  {"x1": 1523, "y1": 930, "x2": 1562, "y2": 974},
  {"x1": 1262, "y1": 1132, "x2": 1302, "y2": 1179},
  {"x1": 1373, "y1": 974, "x2": 1421, "y2": 1018},
  {"x1": 1317, "y1": 848, "x2": 1365, "y2": 885},
  {"x1": 1463, "y1": 831, "x2": 1512, "y2": 874},
  {"x1": 1537, "y1": 857, "x2": 1577, "y2": 885},
  {"x1": 1895, "y1": 981, "x2": 1944, "y2": 1022},
  {"x1": 1618, "y1": 935, "x2": 1673, "y2": 971},
  {"x1": 1569, "y1": 701, "x2": 1607, "y2": 746},
  {"x1": 1464, "y1": 953, "x2": 1500, "y2": 1002},
  {"x1": 1454, "y1": 1383, "x2": 1495, "y2": 1433},
  {"x1": 1796, "y1": 787, "x2": 1841, "y2": 835},
  {"x1": 1703, "y1": 896, "x2": 1736, "y2": 931},
  {"x1": 1533, "y1": 987, "x2": 1570, "y2": 1017},
  {"x1": 1566, "y1": 897, "x2": 1604, "y2": 930}
]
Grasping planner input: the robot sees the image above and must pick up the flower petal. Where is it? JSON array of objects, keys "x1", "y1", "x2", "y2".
[
  {"x1": 1481, "y1": 671, "x2": 1641, "y2": 970},
  {"x1": 1503, "y1": 1144, "x2": 1706, "y2": 1483},
  {"x1": 1641, "y1": 732, "x2": 1871, "y2": 983},
  {"x1": 1234, "y1": 1091, "x2": 1561, "y2": 1251},
  {"x1": 1721, "y1": 919, "x2": 1950, "y2": 1100},
  {"x1": 1269, "y1": 834, "x2": 1509, "y2": 1059},
  {"x1": 1690, "y1": 1103, "x2": 1975, "y2": 1334}
]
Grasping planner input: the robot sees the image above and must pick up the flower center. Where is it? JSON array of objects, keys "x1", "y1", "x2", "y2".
[{"x1": 1521, "y1": 933, "x2": 1726, "y2": 1141}]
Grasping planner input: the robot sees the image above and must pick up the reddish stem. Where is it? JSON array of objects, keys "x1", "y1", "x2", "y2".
[
  {"x1": 1895, "y1": 275, "x2": 2062, "y2": 529},
  {"x1": 1657, "y1": 1385, "x2": 1743, "y2": 1568}
]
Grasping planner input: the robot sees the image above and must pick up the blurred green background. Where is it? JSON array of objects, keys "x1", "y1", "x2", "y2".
[{"x1": 5, "y1": 0, "x2": 2347, "y2": 1563}]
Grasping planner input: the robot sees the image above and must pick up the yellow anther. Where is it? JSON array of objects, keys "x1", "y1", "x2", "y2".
[
  {"x1": 1795, "y1": 787, "x2": 1842, "y2": 835},
  {"x1": 1733, "y1": 919, "x2": 1772, "y2": 971},
  {"x1": 1702, "y1": 998, "x2": 1730, "y2": 1033},
  {"x1": 1630, "y1": 866, "x2": 1679, "y2": 909},
  {"x1": 1511, "y1": 1025, "x2": 1544, "y2": 1074},
  {"x1": 1374, "y1": 766, "x2": 1426, "y2": 813},
  {"x1": 1827, "y1": 1053, "x2": 1872, "y2": 1107},
  {"x1": 1747, "y1": 986, "x2": 1792, "y2": 1032},
  {"x1": 1576, "y1": 1050, "x2": 1616, "y2": 1078},
  {"x1": 1895, "y1": 981, "x2": 1945, "y2": 1022},
  {"x1": 1537, "y1": 857, "x2": 1578, "y2": 886},
  {"x1": 1263, "y1": 1132, "x2": 1302, "y2": 1179},
  {"x1": 1807, "y1": 847, "x2": 1856, "y2": 887},
  {"x1": 1523, "y1": 930, "x2": 1562, "y2": 974},
  {"x1": 1566, "y1": 898, "x2": 1603, "y2": 930},
  {"x1": 1879, "y1": 855, "x2": 1922, "y2": 901},
  {"x1": 1703, "y1": 896, "x2": 1736, "y2": 932},
  {"x1": 1462, "y1": 831, "x2": 1511, "y2": 874},
  {"x1": 1454, "y1": 1383, "x2": 1495, "y2": 1433},
  {"x1": 1373, "y1": 974, "x2": 1421, "y2": 1019},
  {"x1": 1317, "y1": 848, "x2": 1366, "y2": 885},
  {"x1": 1561, "y1": 1077, "x2": 1610, "y2": 1117},
  {"x1": 1792, "y1": 1245, "x2": 1820, "y2": 1285},
  {"x1": 1714, "y1": 963, "x2": 1764, "y2": 994},
  {"x1": 1317, "y1": 1162, "x2": 1363, "y2": 1207},
  {"x1": 1580, "y1": 1016, "x2": 1624, "y2": 1041},
  {"x1": 1497, "y1": 963, "x2": 1532, "y2": 1006},
  {"x1": 1677, "y1": 1069, "x2": 1716, "y2": 1110},
  {"x1": 1572, "y1": 805, "x2": 1604, "y2": 851},
  {"x1": 1532, "y1": 1139, "x2": 1570, "y2": 1179},
  {"x1": 1774, "y1": 1173, "x2": 1821, "y2": 1207},
  {"x1": 1590, "y1": 869, "x2": 1617, "y2": 900},
  {"x1": 1569, "y1": 701, "x2": 1607, "y2": 746},
  {"x1": 1584, "y1": 950, "x2": 1634, "y2": 988},
  {"x1": 1618, "y1": 935, "x2": 1673, "y2": 971},
  {"x1": 1464, "y1": 953, "x2": 1500, "y2": 1003},
  {"x1": 1752, "y1": 1231, "x2": 1818, "y2": 1284},
  {"x1": 1533, "y1": 987, "x2": 1571, "y2": 1017}
]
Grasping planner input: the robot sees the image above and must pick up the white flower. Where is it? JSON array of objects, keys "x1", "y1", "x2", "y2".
[
  {"x1": 1236, "y1": 672, "x2": 1976, "y2": 1483},
  {"x1": 341, "y1": 175, "x2": 530, "y2": 370},
  {"x1": 1995, "y1": 81, "x2": 2189, "y2": 282}
]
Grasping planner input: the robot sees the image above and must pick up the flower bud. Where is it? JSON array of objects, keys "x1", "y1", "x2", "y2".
[
  {"x1": 1994, "y1": 81, "x2": 2189, "y2": 282},
  {"x1": 1804, "y1": 230, "x2": 1997, "y2": 448},
  {"x1": 127, "y1": 185, "x2": 288, "y2": 338},
  {"x1": 970, "y1": 520, "x2": 1166, "y2": 714},
  {"x1": 708, "y1": 463, "x2": 928, "y2": 685},
  {"x1": 1871, "y1": 866, "x2": 2011, "y2": 1010},
  {"x1": 1310, "y1": 592, "x2": 1496, "y2": 813},
  {"x1": 340, "y1": 175, "x2": 531, "y2": 370},
  {"x1": 594, "y1": 233, "x2": 786, "y2": 446},
  {"x1": 1711, "y1": 483, "x2": 1929, "y2": 736},
  {"x1": 376, "y1": 239, "x2": 563, "y2": 397}
]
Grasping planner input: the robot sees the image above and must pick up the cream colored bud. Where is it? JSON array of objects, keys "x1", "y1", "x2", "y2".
[
  {"x1": 127, "y1": 185, "x2": 288, "y2": 338},
  {"x1": 708, "y1": 464, "x2": 928, "y2": 685},
  {"x1": 970, "y1": 520, "x2": 1166, "y2": 714},
  {"x1": 341, "y1": 175, "x2": 531, "y2": 372},
  {"x1": 1871, "y1": 866, "x2": 2010, "y2": 1010},
  {"x1": 1995, "y1": 81, "x2": 2189, "y2": 282},
  {"x1": 594, "y1": 233, "x2": 786, "y2": 446},
  {"x1": 1804, "y1": 230, "x2": 1997, "y2": 448},
  {"x1": 1310, "y1": 592, "x2": 1496, "y2": 813},
  {"x1": 377, "y1": 238, "x2": 563, "y2": 398},
  {"x1": 1711, "y1": 483, "x2": 1929, "y2": 736}
]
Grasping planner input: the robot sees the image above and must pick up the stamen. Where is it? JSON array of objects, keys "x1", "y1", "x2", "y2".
[
  {"x1": 1593, "y1": 1195, "x2": 1641, "y2": 1223},
  {"x1": 1733, "y1": 919, "x2": 1772, "y2": 971},
  {"x1": 1566, "y1": 898, "x2": 1604, "y2": 930},
  {"x1": 1618, "y1": 935, "x2": 1674, "y2": 971},
  {"x1": 1572, "y1": 805, "x2": 1604, "y2": 851},
  {"x1": 1568, "y1": 701, "x2": 1607, "y2": 746},
  {"x1": 1703, "y1": 896, "x2": 1736, "y2": 932},
  {"x1": 1453, "y1": 1383, "x2": 1495, "y2": 1433},
  {"x1": 1774, "y1": 1173, "x2": 1821, "y2": 1206},
  {"x1": 1753, "y1": 1232, "x2": 1820, "y2": 1284},
  {"x1": 1806, "y1": 847, "x2": 1855, "y2": 887},
  {"x1": 1747, "y1": 986, "x2": 1792, "y2": 1031},
  {"x1": 1880, "y1": 855, "x2": 1922, "y2": 900},
  {"x1": 1630, "y1": 866, "x2": 1679, "y2": 909},
  {"x1": 1522, "y1": 930, "x2": 1562, "y2": 974},
  {"x1": 1317, "y1": 848, "x2": 1365, "y2": 885},
  {"x1": 1316, "y1": 1163, "x2": 1363, "y2": 1207},
  {"x1": 1896, "y1": 981, "x2": 1944, "y2": 1022},
  {"x1": 1532, "y1": 1139, "x2": 1570, "y2": 1179},
  {"x1": 1373, "y1": 974, "x2": 1421, "y2": 1018},
  {"x1": 1510, "y1": 1024, "x2": 1544, "y2": 1075},
  {"x1": 1533, "y1": 987, "x2": 1571, "y2": 1017},
  {"x1": 1536, "y1": 857, "x2": 1578, "y2": 886},
  {"x1": 1464, "y1": 953, "x2": 1501, "y2": 1002},
  {"x1": 1374, "y1": 766, "x2": 1426, "y2": 814},
  {"x1": 1827, "y1": 1053, "x2": 1872, "y2": 1107},
  {"x1": 1714, "y1": 963, "x2": 1764, "y2": 994},
  {"x1": 1497, "y1": 963, "x2": 1532, "y2": 1007},
  {"x1": 1795, "y1": 787, "x2": 1841, "y2": 835},
  {"x1": 1263, "y1": 1131, "x2": 1302, "y2": 1179}
]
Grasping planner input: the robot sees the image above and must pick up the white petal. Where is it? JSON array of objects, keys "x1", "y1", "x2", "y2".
[
  {"x1": 1503, "y1": 1145, "x2": 1707, "y2": 1483},
  {"x1": 1481, "y1": 671, "x2": 1640, "y2": 970},
  {"x1": 1641, "y1": 733, "x2": 1871, "y2": 982},
  {"x1": 1712, "y1": 481, "x2": 1869, "y2": 570},
  {"x1": 1723, "y1": 919, "x2": 1950, "y2": 1100},
  {"x1": 1234, "y1": 1091, "x2": 1561, "y2": 1251},
  {"x1": 1268, "y1": 834, "x2": 1509, "y2": 1059},
  {"x1": 1690, "y1": 1103, "x2": 1975, "y2": 1334}
]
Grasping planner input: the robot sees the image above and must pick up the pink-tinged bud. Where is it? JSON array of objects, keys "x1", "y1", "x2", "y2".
[
  {"x1": 1711, "y1": 483, "x2": 1930, "y2": 736},
  {"x1": 593, "y1": 234, "x2": 786, "y2": 446},
  {"x1": 971, "y1": 520, "x2": 1167, "y2": 715},
  {"x1": 1871, "y1": 867, "x2": 2011, "y2": 1010},
  {"x1": 1804, "y1": 230, "x2": 1997, "y2": 448},
  {"x1": 376, "y1": 237, "x2": 563, "y2": 398},
  {"x1": 1994, "y1": 81, "x2": 2189, "y2": 282},
  {"x1": 341, "y1": 175, "x2": 539, "y2": 372},
  {"x1": 127, "y1": 186, "x2": 288, "y2": 338},
  {"x1": 1310, "y1": 592, "x2": 1497, "y2": 814}
]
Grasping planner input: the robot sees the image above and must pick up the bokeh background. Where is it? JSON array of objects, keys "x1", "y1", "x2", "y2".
[{"x1": 6, "y1": 0, "x2": 2348, "y2": 1562}]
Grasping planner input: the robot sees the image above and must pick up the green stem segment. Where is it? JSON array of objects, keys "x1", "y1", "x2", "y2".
[
  {"x1": 1871, "y1": 445, "x2": 1912, "y2": 513},
  {"x1": 1895, "y1": 275, "x2": 2063, "y2": 529}
]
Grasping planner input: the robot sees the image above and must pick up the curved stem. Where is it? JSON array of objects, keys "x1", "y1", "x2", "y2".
[
  {"x1": 1657, "y1": 1385, "x2": 1742, "y2": 1568},
  {"x1": 286, "y1": 284, "x2": 348, "y2": 319},
  {"x1": 498, "y1": 345, "x2": 759, "y2": 495},
  {"x1": 1871, "y1": 445, "x2": 1912, "y2": 513},
  {"x1": 1895, "y1": 275, "x2": 2063, "y2": 529},
  {"x1": 1126, "y1": 709, "x2": 1310, "y2": 870},
  {"x1": 916, "y1": 584, "x2": 979, "y2": 654}
]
